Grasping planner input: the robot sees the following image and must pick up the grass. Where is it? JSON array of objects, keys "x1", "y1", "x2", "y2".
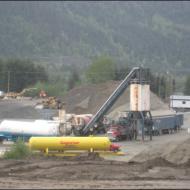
[{"x1": 3, "y1": 138, "x2": 32, "y2": 159}]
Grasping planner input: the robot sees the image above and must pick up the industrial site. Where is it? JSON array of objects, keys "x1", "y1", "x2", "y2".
[
  {"x1": 0, "y1": 67, "x2": 189, "y2": 189},
  {"x1": 0, "y1": 1, "x2": 190, "y2": 189}
]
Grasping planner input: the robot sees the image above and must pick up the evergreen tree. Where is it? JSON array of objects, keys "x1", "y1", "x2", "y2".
[
  {"x1": 184, "y1": 75, "x2": 190, "y2": 95},
  {"x1": 86, "y1": 55, "x2": 116, "y2": 84}
]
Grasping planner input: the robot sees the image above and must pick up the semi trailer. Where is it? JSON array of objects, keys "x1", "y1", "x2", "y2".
[
  {"x1": 106, "y1": 113, "x2": 184, "y2": 141},
  {"x1": 152, "y1": 113, "x2": 183, "y2": 135}
]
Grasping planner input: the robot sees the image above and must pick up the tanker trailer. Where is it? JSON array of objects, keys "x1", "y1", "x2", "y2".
[
  {"x1": 29, "y1": 136, "x2": 120, "y2": 154},
  {"x1": 0, "y1": 120, "x2": 62, "y2": 142}
]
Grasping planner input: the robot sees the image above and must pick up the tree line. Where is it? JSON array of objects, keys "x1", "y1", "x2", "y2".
[
  {"x1": 0, "y1": 56, "x2": 189, "y2": 99},
  {"x1": 83, "y1": 55, "x2": 190, "y2": 100},
  {"x1": 0, "y1": 58, "x2": 48, "y2": 92}
]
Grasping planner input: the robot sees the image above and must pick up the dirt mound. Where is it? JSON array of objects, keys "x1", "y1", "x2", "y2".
[
  {"x1": 141, "y1": 157, "x2": 177, "y2": 169},
  {"x1": 131, "y1": 136, "x2": 190, "y2": 165},
  {"x1": 63, "y1": 80, "x2": 169, "y2": 117},
  {"x1": 164, "y1": 137, "x2": 190, "y2": 164}
]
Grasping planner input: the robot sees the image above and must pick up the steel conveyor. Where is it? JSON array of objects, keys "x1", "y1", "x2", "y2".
[{"x1": 82, "y1": 67, "x2": 140, "y2": 135}]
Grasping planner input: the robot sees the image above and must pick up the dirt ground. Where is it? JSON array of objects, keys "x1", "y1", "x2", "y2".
[
  {"x1": 0, "y1": 98, "x2": 57, "y2": 120},
  {"x1": 0, "y1": 99, "x2": 190, "y2": 189},
  {"x1": 0, "y1": 151, "x2": 189, "y2": 189}
]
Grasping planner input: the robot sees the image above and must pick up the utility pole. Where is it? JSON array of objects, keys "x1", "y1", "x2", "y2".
[
  {"x1": 7, "y1": 71, "x2": 10, "y2": 93},
  {"x1": 158, "y1": 74, "x2": 161, "y2": 98}
]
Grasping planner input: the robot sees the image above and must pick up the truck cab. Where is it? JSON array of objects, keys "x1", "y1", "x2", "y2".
[{"x1": 107, "y1": 117, "x2": 134, "y2": 141}]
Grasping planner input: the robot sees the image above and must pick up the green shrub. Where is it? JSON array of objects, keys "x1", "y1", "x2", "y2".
[{"x1": 3, "y1": 138, "x2": 32, "y2": 159}]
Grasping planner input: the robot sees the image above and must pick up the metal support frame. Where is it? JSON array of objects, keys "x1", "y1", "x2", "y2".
[
  {"x1": 139, "y1": 111, "x2": 152, "y2": 141},
  {"x1": 81, "y1": 66, "x2": 152, "y2": 140},
  {"x1": 129, "y1": 67, "x2": 152, "y2": 141},
  {"x1": 82, "y1": 67, "x2": 140, "y2": 135}
]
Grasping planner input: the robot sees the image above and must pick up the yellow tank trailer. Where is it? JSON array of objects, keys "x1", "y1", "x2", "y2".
[{"x1": 29, "y1": 136, "x2": 122, "y2": 156}]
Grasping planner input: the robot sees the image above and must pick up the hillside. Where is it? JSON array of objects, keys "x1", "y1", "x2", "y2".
[{"x1": 0, "y1": 2, "x2": 190, "y2": 73}]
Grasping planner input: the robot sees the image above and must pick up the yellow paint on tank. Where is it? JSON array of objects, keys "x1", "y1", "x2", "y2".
[{"x1": 29, "y1": 136, "x2": 112, "y2": 152}]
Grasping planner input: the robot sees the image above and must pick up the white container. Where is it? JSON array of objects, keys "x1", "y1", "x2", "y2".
[
  {"x1": 0, "y1": 120, "x2": 60, "y2": 136},
  {"x1": 188, "y1": 128, "x2": 190, "y2": 134},
  {"x1": 130, "y1": 84, "x2": 150, "y2": 111}
]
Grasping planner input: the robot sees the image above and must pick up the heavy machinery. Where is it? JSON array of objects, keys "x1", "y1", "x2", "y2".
[
  {"x1": 41, "y1": 97, "x2": 63, "y2": 109},
  {"x1": 75, "y1": 67, "x2": 153, "y2": 141},
  {"x1": 70, "y1": 114, "x2": 108, "y2": 136},
  {"x1": 39, "y1": 90, "x2": 47, "y2": 98},
  {"x1": 107, "y1": 115, "x2": 137, "y2": 141},
  {"x1": 106, "y1": 111, "x2": 184, "y2": 141},
  {"x1": 5, "y1": 88, "x2": 37, "y2": 99},
  {"x1": 70, "y1": 114, "x2": 92, "y2": 136}
]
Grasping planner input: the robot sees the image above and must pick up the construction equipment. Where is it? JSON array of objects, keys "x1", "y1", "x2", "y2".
[
  {"x1": 41, "y1": 97, "x2": 63, "y2": 109},
  {"x1": 107, "y1": 116, "x2": 136, "y2": 141},
  {"x1": 81, "y1": 67, "x2": 141, "y2": 135},
  {"x1": 39, "y1": 90, "x2": 47, "y2": 98},
  {"x1": 79, "y1": 67, "x2": 151, "y2": 139},
  {"x1": 70, "y1": 114, "x2": 92, "y2": 135},
  {"x1": 5, "y1": 88, "x2": 37, "y2": 99}
]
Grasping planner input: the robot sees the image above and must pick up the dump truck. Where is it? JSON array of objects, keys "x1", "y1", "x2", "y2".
[
  {"x1": 107, "y1": 112, "x2": 184, "y2": 141},
  {"x1": 107, "y1": 116, "x2": 136, "y2": 141}
]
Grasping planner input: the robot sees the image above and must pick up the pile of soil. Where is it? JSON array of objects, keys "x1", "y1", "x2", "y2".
[
  {"x1": 63, "y1": 80, "x2": 172, "y2": 118},
  {"x1": 131, "y1": 136, "x2": 190, "y2": 165}
]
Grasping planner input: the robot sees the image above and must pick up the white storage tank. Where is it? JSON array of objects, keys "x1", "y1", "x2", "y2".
[
  {"x1": 0, "y1": 120, "x2": 60, "y2": 137},
  {"x1": 130, "y1": 84, "x2": 150, "y2": 111}
]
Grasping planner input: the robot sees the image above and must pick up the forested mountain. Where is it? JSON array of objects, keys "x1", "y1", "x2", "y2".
[{"x1": 0, "y1": 1, "x2": 190, "y2": 73}]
